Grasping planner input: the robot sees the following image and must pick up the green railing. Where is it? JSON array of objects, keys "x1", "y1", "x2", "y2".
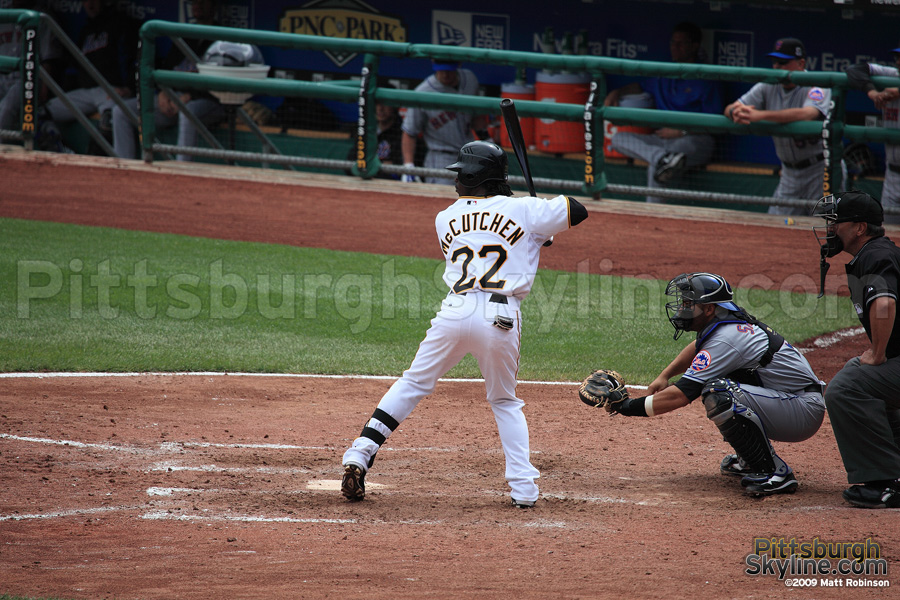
[
  {"x1": 136, "y1": 20, "x2": 900, "y2": 211},
  {"x1": 7, "y1": 13, "x2": 900, "y2": 211}
]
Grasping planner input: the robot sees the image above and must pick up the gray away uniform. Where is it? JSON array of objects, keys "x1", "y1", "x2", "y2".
[
  {"x1": 402, "y1": 69, "x2": 480, "y2": 185},
  {"x1": 737, "y1": 81, "x2": 831, "y2": 216},
  {"x1": 676, "y1": 316, "x2": 825, "y2": 442},
  {"x1": 846, "y1": 62, "x2": 900, "y2": 223},
  {"x1": 674, "y1": 314, "x2": 825, "y2": 477}
]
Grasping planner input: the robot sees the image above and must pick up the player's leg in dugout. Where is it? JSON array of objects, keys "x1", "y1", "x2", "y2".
[
  {"x1": 881, "y1": 169, "x2": 900, "y2": 225},
  {"x1": 768, "y1": 164, "x2": 824, "y2": 216},
  {"x1": 423, "y1": 149, "x2": 458, "y2": 185},
  {"x1": 45, "y1": 86, "x2": 108, "y2": 123},
  {"x1": 176, "y1": 97, "x2": 225, "y2": 161},
  {"x1": 610, "y1": 132, "x2": 667, "y2": 203},
  {"x1": 112, "y1": 96, "x2": 178, "y2": 160}
]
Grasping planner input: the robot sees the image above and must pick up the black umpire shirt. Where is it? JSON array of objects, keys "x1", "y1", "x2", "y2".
[{"x1": 845, "y1": 236, "x2": 900, "y2": 359}]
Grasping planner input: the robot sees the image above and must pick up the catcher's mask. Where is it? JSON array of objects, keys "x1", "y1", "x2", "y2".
[
  {"x1": 812, "y1": 191, "x2": 884, "y2": 297},
  {"x1": 665, "y1": 272, "x2": 738, "y2": 340},
  {"x1": 446, "y1": 140, "x2": 508, "y2": 187},
  {"x1": 812, "y1": 191, "x2": 883, "y2": 258}
]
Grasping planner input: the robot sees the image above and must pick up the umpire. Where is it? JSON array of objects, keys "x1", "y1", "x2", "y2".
[{"x1": 815, "y1": 191, "x2": 900, "y2": 508}]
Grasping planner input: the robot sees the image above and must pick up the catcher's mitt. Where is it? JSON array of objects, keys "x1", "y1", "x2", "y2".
[{"x1": 578, "y1": 369, "x2": 628, "y2": 412}]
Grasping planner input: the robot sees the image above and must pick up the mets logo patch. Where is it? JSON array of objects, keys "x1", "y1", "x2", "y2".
[
  {"x1": 691, "y1": 350, "x2": 712, "y2": 372},
  {"x1": 808, "y1": 87, "x2": 825, "y2": 102}
]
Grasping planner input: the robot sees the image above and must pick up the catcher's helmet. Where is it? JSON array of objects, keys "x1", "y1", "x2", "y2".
[
  {"x1": 446, "y1": 141, "x2": 508, "y2": 187},
  {"x1": 665, "y1": 272, "x2": 738, "y2": 339},
  {"x1": 202, "y1": 41, "x2": 265, "y2": 67}
]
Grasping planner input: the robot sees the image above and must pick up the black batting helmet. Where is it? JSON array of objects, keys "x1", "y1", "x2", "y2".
[
  {"x1": 665, "y1": 272, "x2": 738, "y2": 339},
  {"x1": 446, "y1": 141, "x2": 508, "y2": 187}
]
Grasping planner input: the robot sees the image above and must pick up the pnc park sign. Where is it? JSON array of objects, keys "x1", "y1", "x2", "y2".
[{"x1": 279, "y1": 0, "x2": 408, "y2": 67}]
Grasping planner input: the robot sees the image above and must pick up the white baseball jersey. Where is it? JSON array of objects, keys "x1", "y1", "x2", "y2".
[
  {"x1": 402, "y1": 69, "x2": 481, "y2": 154},
  {"x1": 436, "y1": 194, "x2": 573, "y2": 298},
  {"x1": 737, "y1": 81, "x2": 831, "y2": 165},
  {"x1": 343, "y1": 192, "x2": 579, "y2": 504}
]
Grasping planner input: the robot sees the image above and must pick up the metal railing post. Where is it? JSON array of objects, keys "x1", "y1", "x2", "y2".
[{"x1": 139, "y1": 34, "x2": 156, "y2": 162}]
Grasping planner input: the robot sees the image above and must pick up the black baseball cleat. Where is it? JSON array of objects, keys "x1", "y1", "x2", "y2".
[
  {"x1": 720, "y1": 454, "x2": 764, "y2": 478},
  {"x1": 341, "y1": 464, "x2": 366, "y2": 501},
  {"x1": 741, "y1": 471, "x2": 798, "y2": 496},
  {"x1": 842, "y1": 484, "x2": 900, "y2": 509},
  {"x1": 654, "y1": 152, "x2": 687, "y2": 183},
  {"x1": 511, "y1": 498, "x2": 536, "y2": 509}
]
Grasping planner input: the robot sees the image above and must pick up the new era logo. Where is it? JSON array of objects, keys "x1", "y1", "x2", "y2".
[{"x1": 437, "y1": 21, "x2": 466, "y2": 46}]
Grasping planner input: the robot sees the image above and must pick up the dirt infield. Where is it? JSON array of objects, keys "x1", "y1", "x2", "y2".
[{"x1": 1, "y1": 151, "x2": 898, "y2": 599}]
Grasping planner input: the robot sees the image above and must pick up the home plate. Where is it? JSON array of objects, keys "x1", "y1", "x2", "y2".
[{"x1": 307, "y1": 480, "x2": 386, "y2": 491}]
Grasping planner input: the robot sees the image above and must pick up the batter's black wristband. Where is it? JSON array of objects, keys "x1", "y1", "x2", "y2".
[{"x1": 617, "y1": 396, "x2": 649, "y2": 417}]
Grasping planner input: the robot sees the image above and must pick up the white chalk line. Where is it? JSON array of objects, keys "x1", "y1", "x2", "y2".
[
  {"x1": 0, "y1": 505, "x2": 146, "y2": 522},
  {"x1": 799, "y1": 326, "x2": 866, "y2": 353},
  {"x1": 140, "y1": 510, "x2": 358, "y2": 524},
  {"x1": 0, "y1": 371, "x2": 581, "y2": 385},
  {"x1": 0, "y1": 433, "x2": 464, "y2": 457},
  {"x1": 0, "y1": 327, "x2": 863, "y2": 392},
  {"x1": 0, "y1": 370, "x2": 651, "y2": 391}
]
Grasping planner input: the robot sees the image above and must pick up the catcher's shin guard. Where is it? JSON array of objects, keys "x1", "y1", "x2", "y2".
[{"x1": 701, "y1": 379, "x2": 787, "y2": 476}]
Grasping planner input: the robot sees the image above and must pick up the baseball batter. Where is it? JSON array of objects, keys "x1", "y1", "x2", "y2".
[
  {"x1": 341, "y1": 140, "x2": 589, "y2": 507},
  {"x1": 600, "y1": 272, "x2": 825, "y2": 496},
  {"x1": 846, "y1": 51, "x2": 900, "y2": 224},
  {"x1": 724, "y1": 38, "x2": 831, "y2": 216},
  {"x1": 401, "y1": 61, "x2": 486, "y2": 185}
]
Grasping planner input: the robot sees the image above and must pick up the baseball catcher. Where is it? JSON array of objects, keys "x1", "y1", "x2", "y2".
[{"x1": 580, "y1": 272, "x2": 826, "y2": 497}]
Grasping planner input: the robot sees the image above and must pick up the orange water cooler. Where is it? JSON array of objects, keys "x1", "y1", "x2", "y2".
[
  {"x1": 499, "y1": 82, "x2": 535, "y2": 149},
  {"x1": 534, "y1": 72, "x2": 590, "y2": 154}
]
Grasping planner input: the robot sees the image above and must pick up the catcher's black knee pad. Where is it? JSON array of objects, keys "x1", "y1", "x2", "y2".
[
  {"x1": 701, "y1": 379, "x2": 776, "y2": 474},
  {"x1": 702, "y1": 378, "x2": 740, "y2": 424}
]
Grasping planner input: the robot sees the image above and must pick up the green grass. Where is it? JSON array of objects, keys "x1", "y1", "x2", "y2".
[{"x1": 0, "y1": 218, "x2": 859, "y2": 382}]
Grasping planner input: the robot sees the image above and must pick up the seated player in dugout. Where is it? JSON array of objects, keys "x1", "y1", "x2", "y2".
[{"x1": 610, "y1": 272, "x2": 826, "y2": 496}]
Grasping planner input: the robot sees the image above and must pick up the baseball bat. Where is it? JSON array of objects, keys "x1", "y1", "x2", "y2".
[
  {"x1": 501, "y1": 98, "x2": 553, "y2": 246},
  {"x1": 500, "y1": 98, "x2": 536, "y2": 197}
]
